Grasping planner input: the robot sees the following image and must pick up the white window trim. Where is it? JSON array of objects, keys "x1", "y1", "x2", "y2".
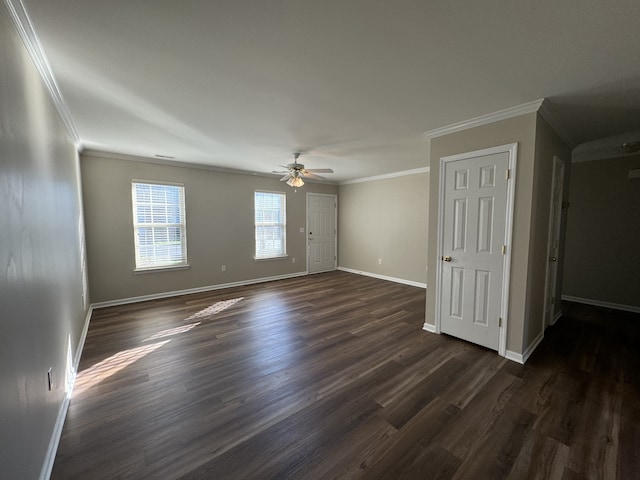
[
  {"x1": 132, "y1": 180, "x2": 188, "y2": 272},
  {"x1": 254, "y1": 190, "x2": 287, "y2": 260},
  {"x1": 134, "y1": 264, "x2": 191, "y2": 274},
  {"x1": 254, "y1": 255, "x2": 289, "y2": 262}
]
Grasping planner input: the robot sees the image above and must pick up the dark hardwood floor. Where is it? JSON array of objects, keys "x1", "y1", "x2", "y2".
[{"x1": 52, "y1": 271, "x2": 640, "y2": 479}]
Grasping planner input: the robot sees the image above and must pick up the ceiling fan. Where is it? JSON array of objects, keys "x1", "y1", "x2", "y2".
[{"x1": 273, "y1": 152, "x2": 334, "y2": 187}]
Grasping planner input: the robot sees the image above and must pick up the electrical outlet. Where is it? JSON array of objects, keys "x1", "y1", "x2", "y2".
[
  {"x1": 378, "y1": 258, "x2": 382, "y2": 265},
  {"x1": 47, "y1": 368, "x2": 53, "y2": 391},
  {"x1": 299, "y1": 227, "x2": 305, "y2": 233},
  {"x1": 221, "y1": 265, "x2": 226, "y2": 272},
  {"x1": 292, "y1": 257, "x2": 296, "y2": 263}
]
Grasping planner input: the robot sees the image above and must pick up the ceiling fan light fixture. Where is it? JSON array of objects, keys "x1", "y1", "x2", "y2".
[
  {"x1": 276, "y1": 152, "x2": 332, "y2": 187},
  {"x1": 287, "y1": 176, "x2": 304, "y2": 187}
]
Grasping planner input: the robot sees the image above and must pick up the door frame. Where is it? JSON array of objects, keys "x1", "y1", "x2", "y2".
[
  {"x1": 306, "y1": 192, "x2": 338, "y2": 274},
  {"x1": 434, "y1": 143, "x2": 518, "y2": 357},
  {"x1": 543, "y1": 156, "x2": 565, "y2": 330}
]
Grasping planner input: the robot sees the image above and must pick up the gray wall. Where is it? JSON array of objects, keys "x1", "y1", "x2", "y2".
[
  {"x1": 425, "y1": 112, "x2": 572, "y2": 355},
  {"x1": 526, "y1": 115, "x2": 572, "y2": 346},
  {"x1": 426, "y1": 113, "x2": 529, "y2": 354},
  {"x1": 562, "y1": 154, "x2": 640, "y2": 308},
  {"x1": 426, "y1": 113, "x2": 537, "y2": 354},
  {"x1": 338, "y1": 173, "x2": 428, "y2": 285},
  {"x1": 81, "y1": 153, "x2": 338, "y2": 303},
  {"x1": 0, "y1": 5, "x2": 89, "y2": 479}
]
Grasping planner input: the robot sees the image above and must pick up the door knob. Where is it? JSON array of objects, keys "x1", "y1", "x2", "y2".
[
  {"x1": 442, "y1": 255, "x2": 452, "y2": 262},
  {"x1": 549, "y1": 256, "x2": 557, "y2": 262}
]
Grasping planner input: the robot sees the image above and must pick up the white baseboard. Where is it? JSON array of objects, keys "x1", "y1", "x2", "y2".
[
  {"x1": 505, "y1": 330, "x2": 544, "y2": 365},
  {"x1": 422, "y1": 323, "x2": 437, "y2": 333},
  {"x1": 561, "y1": 295, "x2": 640, "y2": 314},
  {"x1": 40, "y1": 268, "x2": 421, "y2": 478},
  {"x1": 39, "y1": 392, "x2": 71, "y2": 480},
  {"x1": 523, "y1": 331, "x2": 544, "y2": 363},
  {"x1": 92, "y1": 272, "x2": 309, "y2": 309},
  {"x1": 41, "y1": 271, "x2": 312, "y2": 477},
  {"x1": 505, "y1": 350, "x2": 524, "y2": 364},
  {"x1": 337, "y1": 267, "x2": 427, "y2": 289},
  {"x1": 39, "y1": 305, "x2": 93, "y2": 480},
  {"x1": 551, "y1": 310, "x2": 562, "y2": 325},
  {"x1": 73, "y1": 306, "x2": 93, "y2": 372}
]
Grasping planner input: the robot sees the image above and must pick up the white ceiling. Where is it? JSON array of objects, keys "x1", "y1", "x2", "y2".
[{"x1": 21, "y1": 0, "x2": 640, "y2": 182}]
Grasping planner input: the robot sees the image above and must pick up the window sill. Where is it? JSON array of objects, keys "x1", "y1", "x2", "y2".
[
  {"x1": 254, "y1": 255, "x2": 288, "y2": 262},
  {"x1": 134, "y1": 264, "x2": 190, "y2": 274}
]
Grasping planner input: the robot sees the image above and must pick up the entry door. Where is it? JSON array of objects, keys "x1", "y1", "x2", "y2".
[
  {"x1": 307, "y1": 193, "x2": 337, "y2": 274},
  {"x1": 439, "y1": 149, "x2": 512, "y2": 351},
  {"x1": 543, "y1": 157, "x2": 565, "y2": 328}
]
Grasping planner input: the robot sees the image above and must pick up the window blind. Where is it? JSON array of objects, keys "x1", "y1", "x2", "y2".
[
  {"x1": 132, "y1": 182, "x2": 187, "y2": 270},
  {"x1": 254, "y1": 191, "x2": 286, "y2": 259}
]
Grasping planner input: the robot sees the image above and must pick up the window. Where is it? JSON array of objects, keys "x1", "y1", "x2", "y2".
[
  {"x1": 254, "y1": 191, "x2": 286, "y2": 259},
  {"x1": 132, "y1": 181, "x2": 187, "y2": 270}
]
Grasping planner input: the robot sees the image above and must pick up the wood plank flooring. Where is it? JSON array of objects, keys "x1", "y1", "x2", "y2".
[{"x1": 52, "y1": 271, "x2": 640, "y2": 479}]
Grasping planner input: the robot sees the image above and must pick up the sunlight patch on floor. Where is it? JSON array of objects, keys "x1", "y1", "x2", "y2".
[
  {"x1": 145, "y1": 322, "x2": 201, "y2": 341},
  {"x1": 73, "y1": 340, "x2": 170, "y2": 397},
  {"x1": 73, "y1": 297, "x2": 244, "y2": 398},
  {"x1": 184, "y1": 297, "x2": 244, "y2": 322}
]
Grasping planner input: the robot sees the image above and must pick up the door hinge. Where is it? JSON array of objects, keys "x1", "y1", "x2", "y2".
[
  {"x1": 498, "y1": 317, "x2": 503, "y2": 328},
  {"x1": 505, "y1": 169, "x2": 511, "y2": 180},
  {"x1": 501, "y1": 244, "x2": 506, "y2": 255}
]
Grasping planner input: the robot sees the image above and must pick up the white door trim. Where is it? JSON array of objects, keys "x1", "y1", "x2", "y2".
[
  {"x1": 306, "y1": 193, "x2": 338, "y2": 274},
  {"x1": 543, "y1": 156, "x2": 565, "y2": 330},
  {"x1": 434, "y1": 143, "x2": 518, "y2": 357}
]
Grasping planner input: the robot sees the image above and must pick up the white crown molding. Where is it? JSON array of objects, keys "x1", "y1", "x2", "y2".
[
  {"x1": 571, "y1": 149, "x2": 640, "y2": 164},
  {"x1": 538, "y1": 100, "x2": 577, "y2": 149},
  {"x1": 339, "y1": 167, "x2": 430, "y2": 185},
  {"x1": 423, "y1": 99, "x2": 545, "y2": 139},
  {"x1": 83, "y1": 148, "x2": 269, "y2": 175},
  {"x1": 4, "y1": 0, "x2": 81, "y2": 148},
  {"x1": 571, "y1": 129, "x2": 640, "y2": 164},
  {"x1": 81, "y1": 149, "x2": 339, "y2": 184}
]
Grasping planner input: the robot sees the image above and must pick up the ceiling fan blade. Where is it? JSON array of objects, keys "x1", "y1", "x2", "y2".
[
  {"x1": 301, "y1": 172, "x2": 326, "y2": 180},
  {"x1": 280, "y1": 174, "x2": 292, "y2": 181},
  {"x1": 305, "y1": 168, "x2": 334, "y2": 173}
]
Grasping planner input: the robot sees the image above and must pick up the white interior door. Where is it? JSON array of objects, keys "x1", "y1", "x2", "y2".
[
  {"x1": 438, "y1": 147, "x2": 515, "y2": 352},
  {"x1": 543, "y1": 156, "x2": 565, "y2": 328},
  {"x1": 307, "y1": 193, "x2": 337, "y2": 274}
]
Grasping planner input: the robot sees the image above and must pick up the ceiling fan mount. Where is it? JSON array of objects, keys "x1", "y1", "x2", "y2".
[{"x1": 273, "y1": 152, "x2": 334, "y2": 187}]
